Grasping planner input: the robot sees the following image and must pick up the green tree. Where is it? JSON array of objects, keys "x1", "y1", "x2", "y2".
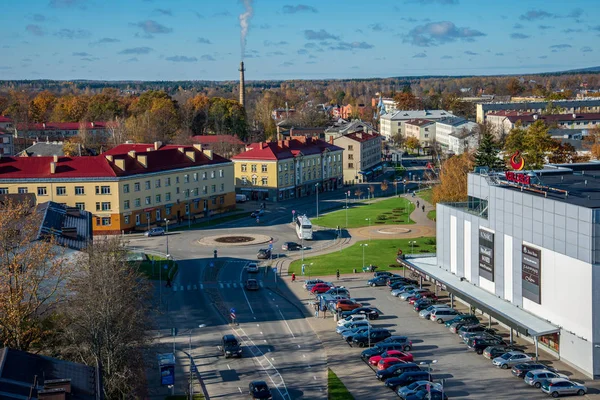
[
  {"x1": 474, "y1": 132, "x2": 504, "y2": 170},
  {"x1": 503, "y1": 120, "x2": 555, "y2": 169}
]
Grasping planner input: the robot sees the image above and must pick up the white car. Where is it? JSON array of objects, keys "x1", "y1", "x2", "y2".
[
  {"x1": 144, "y1": 227, "x2": 165, "y2": 237},
  {"x1": 336, "y1": 320, "x2": 370, "y2": 335},
  {"x1": 246, "y1": 263, "x2": 259, "y2": 273},
  {"x1": 524, "y1": 370, "x2": 569, "y2": 388},
  {"x1": 419, "y1": 305, "x2": 452, "y2": 319},
  {"x1": 336, "y1": 314, "x2": 367, "y2": 326},
  {"x1": 492, "y1": 351, "x2": 533, "y2": 369}
]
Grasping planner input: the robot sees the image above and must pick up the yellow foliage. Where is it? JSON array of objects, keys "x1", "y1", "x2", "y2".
[{"x1": 431, "y1": 153, "x2": 473, "y2": 205}]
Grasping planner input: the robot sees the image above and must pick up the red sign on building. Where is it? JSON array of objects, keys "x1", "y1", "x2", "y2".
[{"x1": 505, "y1": 171, "x2": 531, "y2": 185}]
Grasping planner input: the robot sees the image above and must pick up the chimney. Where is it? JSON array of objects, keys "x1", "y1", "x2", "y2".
[
  {"x1": 136, "y1": 154, "x2": 147, "y2": 168},
  {"x1": 178, "y1": 147, "x2": 185, "y2": 153},
  {"x1": 154, "y1": 141, "x2": 162, "y2": 150},
  {"x1": 91, "y1": 122, "x2": 95, "y2": 128},
  {"x1": 185, "y1": 150, "x2": 196, "y2": 161},
  {"x1": 115, "y1": 158, "x2": 126, "y2": 171},
  {"x1": 50, "y1": 161, "x2": 56, "y2": 174},
  {"x1": 533, "y1": 114, "x2": 538, "y2": 120},
  {"x1": 239, "y1": 61, "x2": 246, "y2": 108},
  {"x1": 278, "y1": 140, "x2": 283, "y2": 148},
  {"x1": 202, "y1": 149, "x2": 213, "y2": 159},
  {"x1": 43, "y1": 123, "x2": 46, "y2": 129},
  {"x1": 105, "y1": 155, "x2": 113, "y2": 162},
  {"x1": 53, "y1": 155, "x2": 59, "y2": 162},
  {"x1": 329, "y1": 136, "x2": 334, "y2": 144},
  {"x1": 572, "y1": 113, "x2": 577, "y2": 119},
  {"x1": 284, "y1": 139, "x2": 290, "y2": 147}
]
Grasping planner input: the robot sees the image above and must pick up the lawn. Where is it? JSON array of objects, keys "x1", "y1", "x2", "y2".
[
  {"x1": 328, "y1": 368, "x2": 354, "y2": 400},
  {"x1": 288, "y1": 237, "x2": 436, "y2": 276},
  {"x1": 427, "y1": 210, "x2": 436, "y2": 221},
  {"x1": 133, "y1": 253, "x2": 178, "y2": 281},
  {"x1": 171, "y1": 212, "x2": 248, "y2": 232},
  {"x1": 314, "y1": 197, "x2": 415, "y2": 229},
  {"x1": 418, "y1": 188, "x2": 434, "y2": 205}
]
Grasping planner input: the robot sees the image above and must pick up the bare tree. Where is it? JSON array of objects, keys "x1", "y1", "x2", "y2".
[
  {"x1": 0, "y1": 199, "x2": 72, "y2": 351},
  {"x1": 106, "y1": 116, "x2": 128, "y2": 146},
  {"x1": 62, "y1": 237, "x2": 153, "y2": 399}
]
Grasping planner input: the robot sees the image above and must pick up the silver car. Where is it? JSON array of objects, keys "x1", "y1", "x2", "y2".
[
  {"x1": 540, "y1": 378, "x2": 587, "y2": 397},
  {"x1": 419, "y1": 305, "x2": 451, "y2": 319},
  {"x1": 492, "y1": 351, "x2": 532, "y2": 369},
  {"x1": 399, "y1": 288, "x2": 428, "y2": 301},
  {"x1": 524, "y1": 370, "x2": 569, "y2": 389},
  {"x1": 336, "y1": 320, "x2": 370, "y2": 335},
  {"x1": 246, "y1": 263, "x2": 259, "y2": 273},
  {"x1": 144, "y1": 227, "x2": 165, "y2": 237},
  {"x1": 396, "y1": 381, "x2": 442, "y2": 399},
  {"x1": 392, "y1": 285, "x2": 417, "y2": 297}
]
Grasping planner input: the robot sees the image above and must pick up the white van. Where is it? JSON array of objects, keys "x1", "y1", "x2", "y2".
[
  {"x1": 236, "y1": 194, "x2": 247, "y2": 203},
  {"x1": 430, "y1": 308, "x2": 460, "y2": 324}
]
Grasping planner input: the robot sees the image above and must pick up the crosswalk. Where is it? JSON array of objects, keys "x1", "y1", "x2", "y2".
[{"x1": 171, "y1": 280, "x2": 264, "y2": 291}]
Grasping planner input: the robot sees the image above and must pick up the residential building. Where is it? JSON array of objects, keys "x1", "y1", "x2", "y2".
[
  {"x1": 231, "y1": 137, "x2": 343, "y2": 202},
  {"x1": 371, "y1": 97, "x2": 398, "y2": 115},
  {"x1": 333, "y1": 131, "x2": 382, "y2": 184},
  {"x1": 404, "y1": 119, "x2": 436, "y2": 147},
  {"x1": 0, "y1": 116, "x2": 14, "y2": 130},
  {"x1": 379, "y1": 109, "x2": 453, "y2": 141},
  {"x1": 448, "y1": 129, "x2": 479, "y2": 155},
  {"x1": 18, "y1": 141, "x2": 65, "y2": 157},
  {"x1": 271, "y1": 108, "x2": 296, "y2": 120},
  {"x1": 0, "y1": 130, "x2": 14, "y2": 155},
  {"x1": 331, "y1": 104, "x2": 368, "y2": 120},
  {"x1": 15, "y1": 121, "x2": 108, "y2": 140},
  {"x1": 324, "y1": 119, "x2": 377, "y2": 140},
  {"x1": 191, "y1": 134, "x2": 246, "y2": 158},
  {"x1": 476, "y1": 99, "x2": 600, "y2": 123},
  {"x1": 401, "y1": 163, "x2": 600, "y2": 378},
  {"x1": 0, "y1": 347, "x2": 100, "y2": 400},
  {"x1": 435, "y1": 117, "x2": 479, "y2": 153},
  {"x1": 0, "y1": 142, "x2": 235, "y2": 234},
  {"x1": 487, "y1": 111, "x2": 600, "y2": 138}
]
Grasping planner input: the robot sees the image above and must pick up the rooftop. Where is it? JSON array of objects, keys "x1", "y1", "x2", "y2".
[
  {"x1": 381, "y1": 109, "x2": 453, "y2": 121},
  {"x1": 505, "y1": 112, "x2": 600, "y2": 124},
  {"x1": 231, "y1": 137, "x2": 343, "y2": 161},
  {"x1": 340, "y1": 131, "x2": 381, "y2": 143},
  {"x1": 191, "y1": 134, "x2": 244, "y2": 145},
  {"x1": 436, "y1": 116, "x2": 472, "y2": 127},
  {"x1": 37, "y1": 201, "x2": 93, "y2": 251},
  {"x1": 16, "y1": 121, "x2": 107, "y2": 131},
  {"x1": 18, "y1": 142, "x2": 65, "y2": 157},
  {"x1": 405, "y1": 119, "x2": 435, "y2": 127},
  {"x1": 325, "y1": 119, "x2": 377, "y2": 135}
]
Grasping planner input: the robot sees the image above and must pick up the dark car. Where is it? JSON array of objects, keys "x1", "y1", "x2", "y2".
[
  {"x1": 361, "y1": 342, "x2": 414, "y2": 359},
  {"x1": 483, "y1": 345, "x2": 520, "y2": 360},
  {"x1": 374, "y1": 271, "x2": 393, "y2": 278},
  {"x1": 250, "y1": 210, "x2": 264, "y2": 218},
  {"x1": 445, "y1": 314, "x2": 479, "y2": 328},
  {"x1": 384, "y1": 371, "x2": 432, "y2": 390},
  {"x1": 467, "y1": 336, "x2": 506, "y2": 354},
  {"x1": 367, "y1": 276, "x2": 388, "y2": 287},
  {"x1": 245, "y1": 279, "x2": 260, "y2": 291},
  {"x1": 257, "y1": 248, "x2": 271, "y2": 259},
  {"x1": 352, "y1": 328, "x2": 392, "y2": 347},
  {"x1": 221, "y1": 334, "x2": 242, "y2": 358},
  {"x1": 282, "y1": 241, "x2": 301, "y2": 251},
  {"x1": 511, "y1": 363, "x2": 557, "y2": 378},
  {"x1": 346, "y1": 307, "x2": 380, "y2": 320},
  {"x1": 457, "y1": 324, "x2": 497, "y2": 340},
  {"x1": 413, "y1": 299, "x2": 435, "y2": 312},
  {"x1": 406, "y1": 389, "x2": 449, "y2": 400},
  {"x1": 248, "y1": 380, "x2": 272, "y2": 400},
  {"x1": 376, "y1": 362, "x2": 421, "y2": 381},
  {"x1": 380, "y1": 335, "x2": 413, "y2": 350}
]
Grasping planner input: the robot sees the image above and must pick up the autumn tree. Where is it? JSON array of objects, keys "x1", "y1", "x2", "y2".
[
  {"x1": 393, "y1": 92, "x2": 420, "y2": 110},
  {"x1": 61, "y1": 237, "x2": 152, "y2": 399},
  {"x1": 506, "y1": 78, "x2": 524, "y2": 96},
  {"x1": 405, "y1": 136, "x2": 421, "y2": 154},
  {"x1": 29, "y1": 90, "x2": 57, "y2": 122},
  {"x1": 474, "y1": 132, "x2": 504, "y2": 170},
  {"x1": 207, "y1": 98, "x2": 248, "y2": 140},
  {"x1": 51, "y1": 95, "x2": 90, "y2": 122},
  {"x1": 548, "y1": 141, "x2": 577, "y2": 164},
  {"x1": 0, "y1": 199, "x2": 72, "y2": 351},
  {"x1": 432, "y1": 153, "x2": 474, "y2": 205},
  {"x1": 87, "y1": 89, "x2": 126, "y2": 121},
  {"x1": 583, "y1": 126, "x2": 600, "y2": 159}
]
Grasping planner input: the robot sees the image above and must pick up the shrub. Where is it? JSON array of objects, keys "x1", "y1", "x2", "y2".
[{"x1": 424, "y1": 238, "x2": 436, "y2": 245}]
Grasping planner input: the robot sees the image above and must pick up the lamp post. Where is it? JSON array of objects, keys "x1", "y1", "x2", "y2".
[
  {"x1": 419, "y1": 360, "x2": 438, "y2": 400},
  {"x1": 308, "y1": 262, "x2": 313, "y2": 280},
  {"x1": 301, "y1": 236, "x2": 305, "y2": 262},
  {"x1": 315, "y1": 182, "x2": 320, "y2": 219},
  {"x1": 185, "y1": 324, "x2": 207, "y2": 400},
  {"x1": 360, "y1": 243, "x2": 368, "y2": 270},
  {"x1": 164, "y1": 218, "x2": 170, "y2": 255},
  {"x1": 345, "y1": 190, "x2": 350, "y2": 228},
  {"x1": 365, "y1": 218, "x2": 372, "y2": 241},
  {"x1": 409, "y1": 240, "x2": 416, "y2": 255}
]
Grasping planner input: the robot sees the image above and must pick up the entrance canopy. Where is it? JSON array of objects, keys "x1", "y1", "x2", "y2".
[{"x1": 398, "y1": 256, "x2": 560, "y2": 337}]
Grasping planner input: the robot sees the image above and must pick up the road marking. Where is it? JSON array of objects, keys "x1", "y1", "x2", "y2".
[
  {"x1": 227, "y1": 364, "x2": 231, "y2": 370},
  {"x1": 180, "y1": 286, "x2": 184, "y2": 291},
  {"x1": 259, "y1": 281, "x2": 264, "y2": 287},
  {"x1": 233, "y1": 283, "x2": 238, "y2": 288},
  {"x1": 200, "y1": 283, "x2": 204, "y2": 290},
  {"x1": 173, "y1": 286, "x2": 177, "y2": 292},
  {"x1": 278, "y1": 309, "x2": 296, "y2": 338},
  {"x1": 314, "y1": 376, "x2": 317, "y2": 380},
  {"x1": 238, "y1": 387, "x2": 242, "y2": 394},
  {"x1": 219, "y1": 283, "x2": 224, "y2": 289},
  {"x1": 226, "y1": 283, "x2": 231, "y2": 288},
  {"x1": 260, "y1": 331, "x2": 263, "y2": 335},
  {"x1": 307, "y1": 365, "x2": 311, "y2": 369},
  {"x1": 297, "y1": 345, "x2": 301, "y2": 348},
  {"x1": 303, "y1": 354, "x2": 306, "y2": 358},
  {"x1": 239, "y1": 263, "x2": 254, "y2": 314}
]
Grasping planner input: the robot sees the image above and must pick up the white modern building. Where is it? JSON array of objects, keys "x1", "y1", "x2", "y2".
[
  {"x1": 400, "y1": 164, "x2": 600, "y2": 378},
  {"x1": 380, "y1": 110, "x2": 453, "y2": 141},
  {"x1": 435, "y1": 117, "x2": 479, "y2": 153}
]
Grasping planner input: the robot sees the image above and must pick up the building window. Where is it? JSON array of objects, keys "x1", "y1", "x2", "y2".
[
  {"x1": 185, "y1": 204, "x2": 189, "y2": 214},
  {"x1": 252, "y1": 177, "x2": 257, "y2": 185},
  {"x1": 135, "y1": 198, "x2": 141, "y2": 207},
  {"x1": 193, "y1": 172, "x2": 198, "y2": 182},
  {"x1": 156, "y1": 194, "x2": 161, "y2": 203},
  {"x1": 261, "y1": 164, "x2": 267, "y2": 172},
  {"x1": 124, "y1": 215, "x2": 130, "y2": 224},
  {"x1": 202, "y1": 186, "x2": 208, "y2": 194},
  {"x1": 123, "y1": 184, "x2": 129, "y2": 194},
  {"x1": 193, "y1": 188, "x2": 199, "y2": 196},
  {"x1": 124, "y1": 200, "x2": 130, "y2": 209},
  {"x1": 241, "y1": 177, "x2": 247, "y2": 185},
  {"x1": 101, "y1": 202, "x2": 111, "y2": 211},
  {"x1": 18, "y1": 187, "x2": 28, "y2": 194},
  {"x1": 96, "y1": 185, "x2": 111, "y2": 195},
  {"x1": 166, "y1": 192, "x2": 171, "y2": 201},
  {"x1": 37, "y1": 187, "x2": 47, "y2": 196},
  {"x1": 145, "y1": 196, "x2": 151, "y2": 205},
  {"x1": 348, "y1": 163, "x2": 354, "y2": 168},
  {"x1": 241, "y1": 164, "x2": 247, "y2": 172},
  {"x1": 155, "y1": 179, "x2": 161, "y2": 188},
  {"x1": 73, "y1": 186, "x2": 84, "y2": 195},
  {"x1": 176, "y1": 176, "x2": 180, "y2": 184},
  {"x1": 166, "y1": 177, "x2": 171, "y2": 186},
  {"x1": 219, "y1": 169, "x2": 224, "y2": 178},
  {"x1": 136, "y1": 214, "x2": 141, "y2": 225},
  {"x1": 211, "y1": 184, "x2": 216, "y2": 193},
  {"x1": 285, "y1": 174, "x2": 288, "y2": 184},
  {"x1": 262, "y1": 177, "x2": 268, "y2": 186},
  {"x1": 348, "y1": 145, "x2": 354, "y2": 151},
  {"x1": 134, "y1": 182, "x2": 140, "y2": 192},
  {"x1": 101, "y1": 217, "x2": 111, "y2": 226},
  {"x1": 0, "y1": 188, "x2": 8, "y2": 194},
  {"x1": 220, "y1": 196, "x2": 225, "y2": 204},
  {"x1": 176, "y1": 187, "x2": 180, "y2": 194},
  {"x1": 145, "y1": 181, "x2": 150, "y2": 190},
  {"x1": 211, "y1": 198, "x2": 216, "y2": 205},
  {"x1": 185, "y1": 189, "x2": 190, "y2": 198},
  {"x1": 348, "y1": 154, "x2": 354, "y2": 160},
  {"x1": 76, "y1": 202, "x2": 85, "y2": 210},
  {"x1": 146, "y1": 212, "x2": 151, "y2": 222},
  {"x1": 284, "y1": 163, "x2": 288, "y2": 171},
  {"x1": 166, "y1": 206, "x2": 171, "y2": 215},
  {"x1": 156, "y1": 210, "x2": 161, "y2": 221},
  {"x1": 211, "y1": 171, "x2": 215, "y2": 179},
  {"x1": 202, "y1": 172, "x2": 207, "y2": 180},
  {"x1": 251, "y1": 164, "x2": 257, "y2": 173},
  {"x1": 279, "y1": 175, "x2": 283, "y2": 184},
  {"x1": 56, "y1": 186, "x2": 66, "y2": 196},
  {"x1": 278, "y1": 164, "x2": 282, "y2": 172},
  {"x1": 184, "y1": 174, "x2": 190, "y2": 183},
  {"x1": 220, "y1": 183, "x2": 225, "y2": 192}
]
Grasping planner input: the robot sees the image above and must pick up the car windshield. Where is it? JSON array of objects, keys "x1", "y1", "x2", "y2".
[
  {"x1": 500, "y1": 353, "x2": 512, "y2": 359},
  {"x1": 254, "y1": 385, "x2": 268, "y2": 392}
]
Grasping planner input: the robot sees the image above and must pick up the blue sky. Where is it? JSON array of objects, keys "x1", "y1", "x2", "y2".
[{"x1": 1, "y1": 0, "x2": 599, "y2": 81}]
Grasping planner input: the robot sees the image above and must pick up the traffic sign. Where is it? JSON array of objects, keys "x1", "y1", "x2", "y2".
[
  {"x1": 268, "y1": 243, "x2": 273, "y2": 250},
  {"x1": 292, "y1": 210, "x2": 296, "y2": 214},
  {"x1": 273, "y1": 267, "x2": 277, "y2": 274},
  {"x1": 191, "y1": 365, "x2": 197, "y2": 373},
  {"x1": 230, "y1": 308, "x2": 236, "y2": 314},
  {"x1": 230, "y1": 312, "x2": 236, "y2": 320}
]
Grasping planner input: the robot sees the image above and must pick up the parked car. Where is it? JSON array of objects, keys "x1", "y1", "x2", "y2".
[
  {"x1": 540, "y1": 378, "x2": 587, "y2": 397},
  {"x1": 246, "y1": 263, "x2": 259, "y2": 273},
  {"x1": 391, "y1": 285, "x2": 417, "y2": 297},
  {"x1": 374, "y1": 271, "x2": 393, "y2": 278},
  {"x1": 467, "y1": 337, "x2": 507, "y2": 354},
  {"x1": 458, "y1": 325, "x2": 497, "y2": 340},
  {"x1": 379, "y1": 335, "x2": 413, "y2": 350},
  {"x1": 342, "y1": 327, "x2": 370, "y2": 342},
  {"x1": 282, "y1": 241, "x2": 301, "y2": 251},
  {"x1": 144, "y1": 227, "x2": 165, "y2": 237},
  {"x1": 336, "y1": 299, "x2": 362, "y2": 312},
  {"x1": 449, "y1": 319, "x2": 482, "y2": 333},
  {"x1": 413, "y1": 299, "x2": 436, "y2": 312},
  {"x1": 419, "y1": 305, "x2": 451, "y2": 319},
  {"x1": 248, "y1": 380, "x2": 272, "y2": 400},
  {"x1": 337, "y1": 314, "x2": 368, "y2": 326},
  {"x1": 257, "y1": 248, "x2": 271, "y2": 259},
  {"x1": 445, "y1": 314, "x2": 479, "y2": 328},
  {"x1": 250, "y1": 209, "x2": 264, "y2": 218},
  {"x1": 524, "y1": 370, "x2": 569, "y2": 388},
  {"x1": 400, "y1": 288, "x2": 429, "y2": 301},
  {"x1": 336, "y1": 320, "x2": 370, "y2": 335},
  {"x1": 361, "y1": 342, "x2": 413, "y2": 359},
  {"x1": 368, "y1": 276, "x2": 389, "y2": 287},
  {"x1": 390, "y1": 281, "x2": 413, "y2": 290},
  {"x1": 304, "y1": 279, "x2": 324, "y2": 290},
  {"x1": 492, "y1": 351, "x2": 533, "y2": 369},
  {"x1": 369, "y1": 350, "x2": 413, "y2": 365},
  {"x1": 384, "y1": 371, "x2": 432, "y2": 390},
  {"x1": 511, "y1": 363, "x2": 557, "y2": 378},
  {"x1": 463, "y1": 331, "x2": 503, "y2": 345},
  {"x1": 346, "y1": 307, "x2": 379, "y2": 320},
  {"x1": 311, "y1": 283, "x2": 333, "y2": 294},
  {"x1": 245, "y1": 279, "x2": 259, "y2": 291},
  {"x1": 408, "y1": 292, "x2": 437, "y2": 304},
  {"x1": 396, "y1": 381, "x2": 442, "y2": 400},
  {"x1": 352, "y1": 328, "x2": 392, "y2": 347},
  {"x1": 405, "y1": 389, "x2": 448, "y2": 400},
  {"x1": 375, "y1": 362, "x2": 421, "y2": 381},
  {"x1": 221, "y1": 334, "x2": 242, "y2": 358},
  {"x1": 378, "y1": 357, "x2": 407, "y2": 371},
  {"x1": 430, "y1": 308, "x2": 460, "y2": 324},
  {"x1": 326, "y1": 287, "x2": 350, "y2": 297},
  {"x1": 483, "y1": 345, "x2": 519, "y2": 360}
]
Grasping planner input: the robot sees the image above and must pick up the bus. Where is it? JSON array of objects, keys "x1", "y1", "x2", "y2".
[{"x1": 296, "y1": 215, "x2": 313, "y2": 240}]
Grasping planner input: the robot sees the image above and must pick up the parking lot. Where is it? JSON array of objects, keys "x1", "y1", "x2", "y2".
[{"x1": 287, "y1": 272, "x2": 600, "y2": 399}]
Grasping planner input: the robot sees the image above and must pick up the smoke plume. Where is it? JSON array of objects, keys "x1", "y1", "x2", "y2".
[{"x1": 239, "y1": 0, "x2": 254, "y2": 58}]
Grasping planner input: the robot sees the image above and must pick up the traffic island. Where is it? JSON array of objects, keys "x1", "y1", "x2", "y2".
[{"x1": 196, "y1": 234, "x2": 272, "y2": 247}]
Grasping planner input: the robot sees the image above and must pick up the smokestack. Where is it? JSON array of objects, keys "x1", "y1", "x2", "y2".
[{"x1": 239, "y1": 61, "x2": 246, "y2": 108}]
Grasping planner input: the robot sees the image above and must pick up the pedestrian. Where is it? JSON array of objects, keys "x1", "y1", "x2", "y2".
[
  {"x1": 302, "y1": 264, "x2": 306, "y2": 275},
  {"x1": 166, "y1": 277, "x2": 172, "y2": 288},
  {"x1": 422, "y1": 205, "x2": 425, "y2": 212},
  {"x1": 322, "y1": 305, "x2": 327, "y2": 319},
  {"x1": 291, "y1": 273, "x2": 296, "y2": 282},
  {"x1": 416, "y1": 200, "x2": 420, "y2": 208},
  {"x1": 314, "y1": 303, "x2": 319, "y2": 318},
  {"x1": 336, "y1": 269, "x2": 340, "y2": 280}
]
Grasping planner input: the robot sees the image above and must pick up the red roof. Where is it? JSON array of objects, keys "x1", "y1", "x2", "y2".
[
  {"x1": 231, "y1": 137, "x2": 343, "y2": 161},
  {"x1": 0, "y1": 116, "x2": 13, "y2": 123},
  {"x1": 191, "y1": 135, "x2": 244, "y2": 145},
  {"x1": 343, "y1": 131, "x2": 380, "y2": 143},
  {"x1": 405, "y1": 119, "x2": 435, "y2": 127},
  {"x1": 0, "y1": 143, "x2": 230, "y2": 179},
  {"x1": 506, "y1": 113, "x2": 600, "y2": 124},
  {"x1": 16, "y1": 121, "x2": 107, "y2": 131}
]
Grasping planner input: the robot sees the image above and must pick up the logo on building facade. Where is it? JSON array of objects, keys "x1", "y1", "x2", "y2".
[
  {"x1": 522, "y1": 245, "x2": 541, "y2": 304},
  {"x1": 478, "y1": 228, "x2": 495, "y2": 282},
  {"x1": 509, "y1": 151, "x2": 525, "y2": 171}
]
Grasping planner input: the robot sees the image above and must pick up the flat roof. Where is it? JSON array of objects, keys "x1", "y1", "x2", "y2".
[{"x1": 400, "y1": 256, "x2": 559, "y2": 337}]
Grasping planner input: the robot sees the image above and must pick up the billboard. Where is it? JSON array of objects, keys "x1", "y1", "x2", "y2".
[
  {"x1": 522, "y1": 245, "x2": 541, "y2": 304},
  {"x1": 478, "y1": 229, "x2": 495, "y2": 282}
]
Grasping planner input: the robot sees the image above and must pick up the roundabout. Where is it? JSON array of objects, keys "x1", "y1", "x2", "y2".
[{"x1": 197, "y1": 233, "x2": 273, "y2": 247}]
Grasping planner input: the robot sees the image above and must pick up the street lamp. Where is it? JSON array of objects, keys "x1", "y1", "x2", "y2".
[
  {"x1": 185, "y1": 324, "x2": 207, "y2": 400},
  {"x1": 365, "y1": 218, "x2": 372, "y2": 241},
  {"x1": 419, "y1": 360, "x2": 438, "y2": 400},
  {"x1": 164, "y1": 218, "x2": 170, "y2": 255},
  {"x1": 315, "y1": 182, "x2": 320, "y2": 219},
  {"x1": 409, "y1": 240, "x2": 417, "y2": 254},
  {"x1": 360, "y1": 243, "x2": 368, "y2": 269},
  {"x1": 308, "y1": 262, "x2": 313, "y2": 280},
  {"x1": 345, "y1": 190, "x2": 350, "y2": 228}
]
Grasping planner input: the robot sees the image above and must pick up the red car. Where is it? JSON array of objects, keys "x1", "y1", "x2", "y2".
[
  {"x1": 369, "y1": 350, "x2": 414, "y2": 366},
  {"x1": 377, "y1": 357, "x2": 407, "y2": 370},
  {"x1": 408, "y1": 292, "x2": 438, "y2": 304},
  {"x1": 311, "y1": 283, "x2": 333, "y2": 294}
]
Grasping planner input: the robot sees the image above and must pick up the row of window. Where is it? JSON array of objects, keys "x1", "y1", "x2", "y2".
[
  {"x1": 0, "y1": 185, "x2": 106, "y2": 196},
  {"x1": 239, "y1": 156, "x2": 342, "y2": 174},
  {"x1": 123, "y1": 170, "x2": 224, "y2": 193},
  {"x1": 123, "y1": 184, "x2": 225, "y2": 209}
]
